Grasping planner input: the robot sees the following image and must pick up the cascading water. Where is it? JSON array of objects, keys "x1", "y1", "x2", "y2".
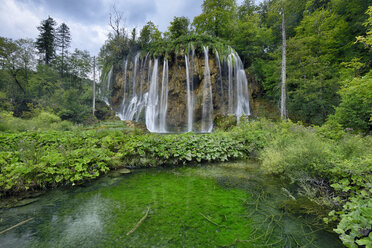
[
  {"x1": 201, "y1": 46, "x2": 214, "y2": 133},
  {"x1": 226, "y1": 48, "x2": 251, "y2": 119},
  {"x1": 215, "y1": 49, "x2": 225, "y2": 115},
  {"x1": 118, "y1": 52, "x2": 149, "y2": 121},
  {"x1": 159, "y1": 59, "x2": 169, "y2": 132},
  {"x1": 185, "y1": 54, "x2": 193, "y2": 132},
  {"x1": 101, "y1": 66, "x2": 113, "y2": 105},
  {"x1": 118, "y1": 59, "x2": 128, "y2": 120},
  {"x1": 227, "y1": 54, "x2": 234, "y2": 114},
  {"x1": 100, "y1": 46, "x2": 251, "y2": 133},
  {"x1": 146, "y1": 59, "x2": 159, "y2": 132}
]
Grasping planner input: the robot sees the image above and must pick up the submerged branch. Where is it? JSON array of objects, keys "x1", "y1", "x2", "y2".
[
  {"x1": 0, "y1": 218, "x2": 34, "y2": 235},
  {"x1": 199, "y1": 212, "x2": 226, "y2": 228},
  {"x1": 126, "y1": 206, "x2": 150, "y2": 236}
]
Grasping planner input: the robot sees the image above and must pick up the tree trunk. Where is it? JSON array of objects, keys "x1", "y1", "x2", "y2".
[
  {"x1": 92, "y1": 56, "x2": 96, "y2": 116},
  {"x1": 280, "y1": 5, "x2": 287, "y2": 120},
  {"x1": 61, "y1": 45, "x2": 64, "y2": 77}
]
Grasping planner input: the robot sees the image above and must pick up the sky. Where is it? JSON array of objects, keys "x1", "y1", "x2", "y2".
[{"x1": 0, "y1": 0, "x2": 263, "y2": 56}]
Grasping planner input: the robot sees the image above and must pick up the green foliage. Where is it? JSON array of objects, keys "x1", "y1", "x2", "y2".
[
  {"x1": 356, "y1": 6, "x2": 372, "y2": 51},
  {"x1": 36, "y1": 17, "x2": 57, "y2": 65},
  {"x1": 139, "y1": 21, "x2": 162, "y2": 50},
  {"x1": 0, "y1": 111, "x2": 74, "y2": 132},
  {"x1": 192, "y1": 0, "x2": 237, "y2": 40},
  {"x1": 214, "y1": 114, "x2": 237, "y2": 131},
  {"x1": 168, "y1": 16, "x2": 190, "y2": 40},
  {"x1": 0, "y1": 122, "x2": 266, "y2": 196},
  {"x1": 256, "y1": 119, "x2": 372, "y2": 248},
  {"x1": 330, "y1": 72, "x2": 372, "y2": 133},
  {"x1": 232, "y1": 13, "x2": 272, "y2": 67},
  {"x1": 146, "y1": 33, "x2": 228, "y2": 58}
]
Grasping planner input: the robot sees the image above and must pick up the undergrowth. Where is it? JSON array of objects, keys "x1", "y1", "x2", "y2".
[{"x1": 0, "y1": 117, "x2": 371, "y2": 247}]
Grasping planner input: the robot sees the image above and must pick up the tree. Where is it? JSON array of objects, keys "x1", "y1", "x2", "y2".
[
  {"x1": 36, "y1": 16, "x2": 57, "y2": 65},
  {"x1": 280, "y1": 2, "x2": 287, "y2": 119},
  {"x1": 109, "y1": 5, "x2": 126, "y2": 55},
  {"x1": 0, "y1": 37, "x2": 25, "y2": 94},
  {"x1": 192, "y1": 0, "x2": 237, "y2": 40},
  {"x1": 139, "y1": 21, "x2": 162, "y2": 49},
  {"x1": 67, "y1": 49, "x2": 92, "y2": 80},
  {"x1": 0, "y1": 38, "x2": 36, "y2": 94},
  {"x1": 330, "y1": 72, "x2": 372, "y2": 132},
  {"x1": 356, "y1": 6, "x2": 372, "y2": 51},
  {"x1": 56, "y1": 23, "x2": 71, "y2": 75},
  {"x1": 131, "y1": 28, "x2": 136, "y2": 43},
  {"x1": 168, "y1": 16, "x2": 190, "y2": 39}
]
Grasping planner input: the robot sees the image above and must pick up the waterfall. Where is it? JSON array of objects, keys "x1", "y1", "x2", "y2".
[
  {"x1": 146, "y1": 59, "x2": 159, "y2": 132},
  {"x1": 227, "y1": 53, "x2": 234, "y2": 114},
  {"x1": 135, "y1": 53, "x2": 149, "y2": 122},
  {"x1": 159, "y1": 59, "x2": 169, "y2": 132},
  {"x1": 201, "y1": 46, "x2": 213, "y2": 133},
  {"x1": 104, "y1": 45, "x2": 250, "y2": 133},
  {"x1": 118, "y1": 59, "x2": 128, "y2": 119},
  {"x1": 215, "y1": 49, "x2": 225, "y2": 114},
  {"x1": 225, "y1": 48, "x2": 251, "y2": 120},
  {"x1": 103, "y1": 66, "x2": 113, "y2": 105},
  {"x1": 234, "y1": 53, "x2": 251, "y2": 119},
  {"x1": 185, "y1": 54, "x2": 193, "y2": 132}
]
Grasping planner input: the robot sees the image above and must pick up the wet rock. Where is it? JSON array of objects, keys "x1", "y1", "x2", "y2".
[{"x1": 118, "y1": 168, "x2": 131, "y2": 174}]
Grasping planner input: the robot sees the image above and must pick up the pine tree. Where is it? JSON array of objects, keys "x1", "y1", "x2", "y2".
[
  {"x1": 56, "y1": 23, "x2": 71, "y2": 75},
  {"x1": 36, "y1": 16, "x2": 57, "y2": 65}
]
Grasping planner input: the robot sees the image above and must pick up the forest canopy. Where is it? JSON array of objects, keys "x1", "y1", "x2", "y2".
[{"x1": 0, "y1": 0, "x2": 371, "y2": 130}]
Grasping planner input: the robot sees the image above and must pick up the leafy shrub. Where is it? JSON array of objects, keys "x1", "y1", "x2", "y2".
[
  {"x1": 256, "y1": 119, "x2": 372, "y2": 248},
  {"x1": 214, "y1": 114, "x2": 237, "y2": 131},
  {"x1": 331, "y1": 72, "x2": 372, "y2": 133},
  {"x1": 0, "y1": 125, "x2": 265, "y2": 196},
  {"x1": 34, "y1": 111, "x2": 61, "y2": 124}
]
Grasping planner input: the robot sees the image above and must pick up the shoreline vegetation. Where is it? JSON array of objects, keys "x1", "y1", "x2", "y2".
[{"x1": 1, "y1": 114, "x2": 371, "y2": 247}]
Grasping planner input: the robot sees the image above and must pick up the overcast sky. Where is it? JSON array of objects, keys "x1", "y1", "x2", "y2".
[{"x1": 0, "y1": 0, "x2": 263, "y2": 56}]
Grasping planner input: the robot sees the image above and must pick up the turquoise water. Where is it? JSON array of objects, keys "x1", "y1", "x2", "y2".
[{"x1": 0, "y1": 161, "x2": 343, "y2": 247}]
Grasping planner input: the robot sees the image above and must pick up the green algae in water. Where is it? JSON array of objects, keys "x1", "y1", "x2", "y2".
[{"x1": 0, "y1": 161, "x2": 343, "y2": 247}]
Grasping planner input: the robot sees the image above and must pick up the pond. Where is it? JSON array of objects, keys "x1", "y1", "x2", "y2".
[{"x1": 0, "y1": 161, "x2": 343, "y2": 247}]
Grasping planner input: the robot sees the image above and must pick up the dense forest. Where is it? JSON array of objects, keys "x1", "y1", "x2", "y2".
[
  {"x1": 0, "y1": 0, "x2": 371, "y2": 247},
  {"x1": 0, "y1": 0, "x2": 371, "y2": 131}
]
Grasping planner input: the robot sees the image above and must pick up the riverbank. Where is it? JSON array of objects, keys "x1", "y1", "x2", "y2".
[{"x1": 0, "y1": 119, "x2": 371, "y2": 247}]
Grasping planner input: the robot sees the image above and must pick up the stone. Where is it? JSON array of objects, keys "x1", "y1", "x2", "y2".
[{"x1": 117, "y1": 168, "x2": 131, "y2": 174}]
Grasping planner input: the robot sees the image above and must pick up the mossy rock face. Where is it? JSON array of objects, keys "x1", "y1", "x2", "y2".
[
  {"x1": 109, "y1": 52, "x2": 236, "y2": 132},
  {"x1": 0, "y1": 192, "x2": 43, "y2": 209},
  {"x1": 214, "y1": 114, "x2": 237, "y2": 131},
  {"x1": 94, "y1": 100, "x2": 117, "y2": 121}
]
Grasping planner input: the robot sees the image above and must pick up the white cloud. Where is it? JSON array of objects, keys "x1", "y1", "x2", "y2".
[
  {"x1": 0, "y1": 0, "x2": 240, "y2": 56},
  {"x1": 0, "y1": 0, "x2": 41, "y2": 40},
  {"x1": 0, "y1": 0, "x2": 108, "y2": 56},
  {"x1": 68, "y1": 22, "x2": 109, "y2": 55}
]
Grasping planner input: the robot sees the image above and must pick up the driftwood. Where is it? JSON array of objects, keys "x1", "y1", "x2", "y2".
[
  {"x1": 126, "y1": 207, "x2": 150, "y2": 236},
  {"x1": 0, "y1": 218, "x2": 34, "y2": 235}
]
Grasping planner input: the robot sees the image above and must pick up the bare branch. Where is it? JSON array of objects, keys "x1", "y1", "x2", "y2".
[{"x1": 109, "y1": 4, "x2": 123, "y2": 37}]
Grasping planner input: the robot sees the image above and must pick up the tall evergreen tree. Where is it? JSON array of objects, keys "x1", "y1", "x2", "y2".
[
  {"x1": 36, "y1": 16, "x2": 57, "y2": 65},
  {"x1": 56, "y1": 23, "x2": 71, "y2": 75}
]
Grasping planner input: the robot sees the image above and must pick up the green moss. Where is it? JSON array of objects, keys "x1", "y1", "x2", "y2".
[
  {"x1": 0, "y1": 162, "x2": 342, "y2": 247},
  {"x1": 100, "y1": 170, "x2": 256, "y2": 247}
]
